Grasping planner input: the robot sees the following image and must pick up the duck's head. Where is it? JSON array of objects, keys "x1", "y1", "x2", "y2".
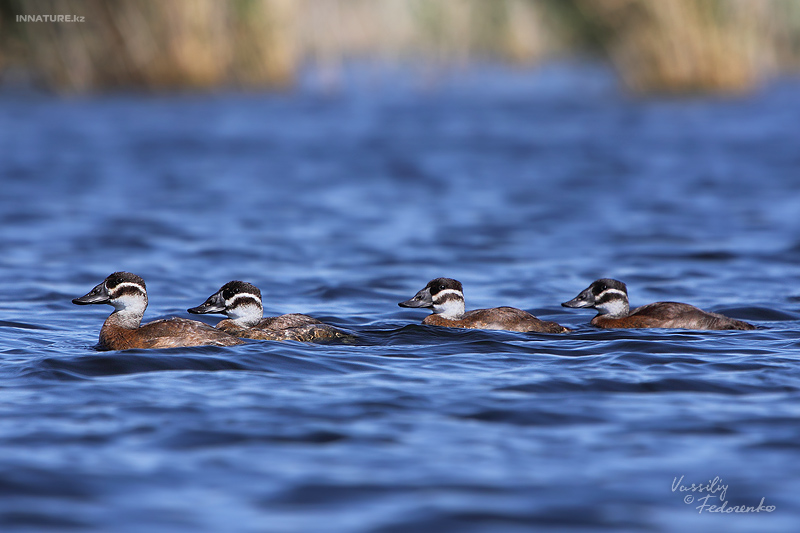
[
  {"x1": 399, "y1": 277, "x2": 465, "y2": 319},
  {"x1": 73, "y1": 271, "x2": 148, "y2": 328},
  {"x1": 562, "y1": 278, "x2": 630, "y2": 317},
  {"x1": 188, "y1": 280, "x2": 263, "y2": 327}
]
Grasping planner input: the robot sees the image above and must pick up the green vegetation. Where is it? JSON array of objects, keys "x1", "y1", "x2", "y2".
[{"x1": 1, "y1": 0, "x2": 799, "y2": 94}]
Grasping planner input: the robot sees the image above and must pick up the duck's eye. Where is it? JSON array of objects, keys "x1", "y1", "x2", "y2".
[
  {"x1": 439, "y1": 285, "x2": 446, "y2": 291},
  {"x1": 600, "y1": 284, "x2": 607, "y2": 292},
  {"x1": 223, "y1": 289, "x2": 234, "y2": 299}
]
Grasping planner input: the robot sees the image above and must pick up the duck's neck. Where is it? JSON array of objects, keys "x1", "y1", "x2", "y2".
[
  {"x1": 433, "y1": 295, "x2": 465, "y2": 319},
  {"x1": 106, "y1": 308, "x2": 144, "y2": 329},
  {"x1": 227, "y1": 303, "x2": 263, "y2": 328},
  {"x1": 596, "y1": 297, "x2": 629, "y2": 317}
]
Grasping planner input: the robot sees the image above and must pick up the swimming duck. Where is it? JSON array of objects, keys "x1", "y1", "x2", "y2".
[
  {"x1": 561, "y1": 278, "x2": 756, "y2": 330},
  {"x1": 188, "y1": 280, "x2": 354, "y2": 342},
  {"x1": 73, "y1": 272, "x2": 245, "y2": 350},
  {"x1": 399, "y1": 277, "x2": 570, "y2": 333}
]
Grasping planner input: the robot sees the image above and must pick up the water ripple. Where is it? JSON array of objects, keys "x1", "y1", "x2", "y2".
[{"x1": 1, "y1": 66, "x2": 800, "y2": 531}]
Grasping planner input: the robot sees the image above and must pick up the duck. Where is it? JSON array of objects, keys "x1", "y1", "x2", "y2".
[
  {"x1": 398, "y1": 277, "x2": 570, "y2": 333},
  {"x1": 188, "y1": 280, "x2": 355, "y2": 342},
  {"x1": 72, "y1": 272, "x2": 245, "y2": 350},
  {"x1": 561, "y1": 278, "x2": 756, "y2": 330}
]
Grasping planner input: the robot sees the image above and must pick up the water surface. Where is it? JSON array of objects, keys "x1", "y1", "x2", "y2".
[{"x1": 1, "y1": 65, "x2": 800, "y2": 532}]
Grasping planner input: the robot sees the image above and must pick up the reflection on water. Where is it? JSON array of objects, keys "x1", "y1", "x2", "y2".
[{"x1": 1, "y1": 65, "x2": 800, "y2": 532}]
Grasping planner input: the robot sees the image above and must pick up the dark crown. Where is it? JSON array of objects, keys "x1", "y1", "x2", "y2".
[
  {"x1": 221, "y1": 281, "x2": 262, "y2": 302},
  {"x1": 591, "y1": 278, "x2": 627, "y2": 296},
  {"x1": 106, "y1": 271, "x2": 146, "y2": 291},
  {"x1": 426, "y1": 278, "x2": 464, "y2": 296}
]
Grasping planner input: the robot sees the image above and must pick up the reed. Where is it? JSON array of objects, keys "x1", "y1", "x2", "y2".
[
  {"x1": 0, "y1": 0, "x2": 566, "y2": 92},
  {"x1": 3, "y1": 0, "x2": 297, "y2": 91},
  {"x1": 575, "y1": 0, "x2": 799, "y2": 94},
  {"x1": 1, "y1": 0, "x2": 799, "y2": 94}
]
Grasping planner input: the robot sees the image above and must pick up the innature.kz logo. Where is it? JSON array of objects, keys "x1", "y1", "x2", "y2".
[{"x1": 16, "y1": 15, "x2": 85, "y2": 22}]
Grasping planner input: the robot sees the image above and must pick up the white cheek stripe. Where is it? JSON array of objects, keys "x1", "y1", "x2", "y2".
[
  {"x1": 110, "y1": 282, "x2": 146, "y2": 295},
  {"x1": 227, "y1": 292, "x2": 262, "y2": 308},
  {"x1": 597, "y1": 288, "x2": 627, "y2": 299},
  {"x1": 432, "y1": 289, "x2": 463, "y2": 301}
]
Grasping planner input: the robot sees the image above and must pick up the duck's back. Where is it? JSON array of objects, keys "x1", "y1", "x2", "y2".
[
  {"x1": 424, "y1": 306, "x2": 569, "y2": 333},
  {"x1": 592, "y1": 302, "x2": 755, "y2": 330},
  {"x1": 258, "y1": 323, "x2": 356, "y2": 342},
  {"x1": 99, "y1": 317, "x2": 244, "y2": 350},
  {"x1": 257, "y1": 313, "x2": 322, "y2": 330},
  {"x1": 216, "y1": 317, "x2": 355, "y2": 343}
]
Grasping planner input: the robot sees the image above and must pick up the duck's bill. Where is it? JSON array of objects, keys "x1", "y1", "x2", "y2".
[
  {"x1": 187, "y1": 292, "x2": 225, "y2": 314},
  {"x1": 561, "y1": 288, "x2": 594, "y2": 308},
  {"x1": 72, "y1": 282, "x2": 110, "y2": 305},
  {"x1": 398, "y1": 288, "x2": 433, "y2": 308}
]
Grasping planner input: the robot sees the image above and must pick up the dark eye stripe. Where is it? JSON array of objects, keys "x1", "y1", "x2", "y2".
[
  {"x1": 595, "y1": 289, "x2": 627, "y2": 304},
  {"x1": 432, "y1": 291, "x2": 463, "y2": 303}
]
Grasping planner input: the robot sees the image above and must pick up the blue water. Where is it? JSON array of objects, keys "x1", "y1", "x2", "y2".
[{"x1": 2, "y1": 64, "x2": 800, "y2": 532}]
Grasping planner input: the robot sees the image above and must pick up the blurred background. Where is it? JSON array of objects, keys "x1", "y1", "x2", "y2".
[{"x1": 2, "y1": 0, "x2": 800, "y2": 94}]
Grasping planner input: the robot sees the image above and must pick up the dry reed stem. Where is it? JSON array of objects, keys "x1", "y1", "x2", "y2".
[{"x1": 3, "y1": 0, "x2": 800, "y2": 93}]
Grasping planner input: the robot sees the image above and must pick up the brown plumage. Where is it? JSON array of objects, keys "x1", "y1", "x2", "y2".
[
  {"x1": 188, "y1": 281, "x2": 356, "y2": 343},
  {"x1": 423, "y1": 306, "x2": 569, "y2": 333},
  {"x1": 73, "y1": 272, "x2": 244, "y2": 351},
  {"x1": 562, "y1": 278, "x2": 756, "y2": 331},
  {"x1": 216, "y1": 318, "x2": 355, "y2": 342},
  {"x1": 590, "y1": 302, "x2": 756, "y2": 330},
  {"x1": 100, "y1": 316, "x2": 245, "y2": 350},
  {"x1": 399, "y1": 278, "x2": 570, "y2": 334}
]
